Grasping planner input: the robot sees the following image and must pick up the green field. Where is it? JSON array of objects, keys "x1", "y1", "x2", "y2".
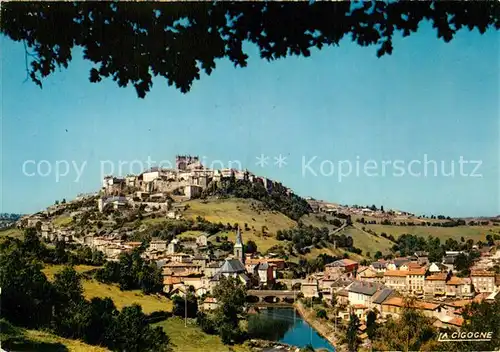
[
  {"x1": 53, "y1": 215, "x2": 73, "y2": 228},
  {"x1": 153, "y1": 317, "x2": 251, "y2": 352},
  {"x1": 184, "y1": 198, "x2": 297, "y2": 252},
  {"x1": 0, "y1": 227, "x2": 24, "y2": 240},
  {"x1": 293, "y1": 245, "x2": 365, "y2": 263},
  {"x1": 42, "y1": 265, "x2": 172, "y2": 314},
  {"x1": 1, "y1": 321, "x2": 109, "y2": 352},
  {"x1": 299, "y1": 213, "x2": 395, "y2": 257},
  {"x1": 42, "y1": 264, "x2": 101, "y2": 280},
  {"x1": 361, "y1": 223, "x2": 500, "y2": 243},
  {"x1": 178, "y1": 230, "x2": 206, "y2": 239},
  {"x1": 300, "y1": 213, "x2": 342, "y2": 229},
  {"x1": 338, "y1": 225, "x2": 396, "y2": 256}
]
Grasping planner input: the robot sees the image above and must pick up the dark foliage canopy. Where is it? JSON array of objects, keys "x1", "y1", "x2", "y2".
[{"x1": 1, "y1": 1, "x2": 499, "y2": 97}]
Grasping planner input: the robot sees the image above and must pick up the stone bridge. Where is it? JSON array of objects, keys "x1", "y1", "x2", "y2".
[
  {"x1": 247, "y1": 290, "x2": 301, "y2": 304},
  {"x1": 275, "y1": 279, "x2": 307, "y2": 290}
]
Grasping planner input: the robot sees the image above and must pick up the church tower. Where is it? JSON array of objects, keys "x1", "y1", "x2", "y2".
[{"x1": 234, "y1": 226, "x2": 244, "y2": 263}]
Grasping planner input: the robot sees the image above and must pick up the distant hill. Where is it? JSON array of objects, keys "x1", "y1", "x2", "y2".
[{"x1": 2, "y1": 165, "x2": 499, "y2": 261}]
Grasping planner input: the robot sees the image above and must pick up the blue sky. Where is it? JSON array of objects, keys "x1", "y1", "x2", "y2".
[{"x1": 1, "y1": 22, "x2": 499, "y2": 217}]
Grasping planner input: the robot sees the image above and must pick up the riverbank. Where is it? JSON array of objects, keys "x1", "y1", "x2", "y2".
[{"x1": 294, "y1": 301, "x2": 345, "y2": 352}]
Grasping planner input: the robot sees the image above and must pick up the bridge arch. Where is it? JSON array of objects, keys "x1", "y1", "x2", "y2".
[
  {"x1": 263, "y1": 296, "x2": 280, "y2": 304},
  {"x1": 246, "y1": 295, "x2": 260, "y2": 303}
]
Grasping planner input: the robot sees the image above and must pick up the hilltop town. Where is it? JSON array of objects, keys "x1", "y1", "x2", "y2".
[{"x1": 3, "y1": 155, "x2": 500, "y2": 351}]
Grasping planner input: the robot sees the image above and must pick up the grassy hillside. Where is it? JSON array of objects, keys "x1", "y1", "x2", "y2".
[
  {"x1": 1, "y1": 320, "x2": 109, "y2": 352},
  {"x1": 42, "y1": 265, "x2": 172, "y2": 314},
  {"x1": 22, "y1": 330, "x2": 110, "y2": 352},
  {"x1": 301, "y1": 245, "x2": 365, "y2": 262},
  {"x1": 338, "y1": 225, "x2": 396, "y2": 256},
  {"x1": 300, "y1": 213, "x2": 341, "y2": 229},
  {"x1": 361, "y1": 223, "x2": 500, "y2": 243},
  {"x1": 42, "y1": 264, "x2": 101, "y2": 280},
  {"x1": 154, "y1": 318, "x2": 250, "y2": 352},
  {"x1": 299, "y1": 214, "x2": 388, "y2": 258},
  {"x1": 53, "y1": 215, "x2": 73, "y2": 228},
  {"x1": 184, "y1": 198, "x2": 296, "y2": 252},
  {"x1": 0, "y1": 227, "x2": 24, "y2": 240}
]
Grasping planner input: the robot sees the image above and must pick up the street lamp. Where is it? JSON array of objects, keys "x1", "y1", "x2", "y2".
[
  {"x1": 292, "y1": 280, "x2": 296, "y2": 324},
  {"x1": 181, "y1": 284, "x2": 188, "y2": 327}
]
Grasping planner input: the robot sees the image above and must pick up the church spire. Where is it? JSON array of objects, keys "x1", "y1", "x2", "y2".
[
  {"x1": 234, "y1": 226, "x2": 244, "y2": 263},
  {"x1": 235, "y1": 226, "x2": 243, "y2": 246}
]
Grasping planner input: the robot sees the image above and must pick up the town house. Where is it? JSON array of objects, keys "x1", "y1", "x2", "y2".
[
  {"x1": 149, "y1": 239, "x2": 168, "y2": 251},
  {"x1": 470, "y1": 270, "x2": 496, "y2": 293},
  {"x1": 325, "y1": 259, "x2": 359, "y2": 278},
  {"x1": 381, "y1": 297, "x2": 441, "y2": 319},
  {"x1": 347, "y1": 281, "x2": 384, "y2": 309},
  {"x1": 445, "y1": 276, "x2": 473, "y2": 298},
  {"x1": 370, "y1": 261, "x2": 388, "y2": 273},
  {"x1": 424, "y1": 273, "x2": 447, "y2": 297},
  {"x1": 356, "y1": 267, "x2": 381, "y2": 283},
  {"x1": 407, "y1": 268, "x2": 426, "y2": 294},
  {"x1": 383, "y1": 270, "x2": 408, "y2": 292}
]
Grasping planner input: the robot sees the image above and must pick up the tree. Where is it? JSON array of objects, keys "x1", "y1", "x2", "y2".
[
  {"x1": 486, "y1": 234, "x2": 494, "y2": 246},
  {"x1": 85, "y1": 297, "x2": 118, "y2": 346},
  {"x1": 212, "y1": 277, "x2": 247, "y2": 344},
  {"x1": 0, "y1": 243, "x2": 54, "y2": 328},
  {"x1": 106, "y1": 304, "x2": 170, "y2": 352},
  {"x1": 22, "y1": 228, "x2": 44, "y2": 259},
  {"x1": 52, "y1": 266, "x2": 92, "y2": 339},
  {"x1": 345, "y1": 312, "x2": 360, "y2": 352},
  {"x1": 316, "y1": 309, "x2": 327, "y2": 319},
  {"x1": 54, "y1": 240, "x2": 69, "y2": 264},
  {"x1": 454, "y1": 253, "x2": 471, "y2": 275},
  {"x1": 374, "y1": 251, "x2": 383, "y2": 260},
  {"x1": 245, "y1": 240, "x2": 258, "y2": 254},
  {"x1": 53, "y1": 266, "x2": 84, "y2": 304},
  {"x1": 366, "y1": 310, "x2": 377, "y2": 339},
  {"x1": 172, "y1": 293, "x2": 198, "y2": 319},
  {"x1": 457, "y1": 298, "x2": 500, "y2": 351},
  {"x1": 330, "y1": 291, "x2": 338, "y2": 307},
  {"x1": 2, "y1": 2, "x2": 498, "y2": 98},
  {"x1": 300, "y1": 344, "x2": 315, "y2": 352},
  {"x1": 372, "y1": 297, "x2": 439, "y2": 351}
]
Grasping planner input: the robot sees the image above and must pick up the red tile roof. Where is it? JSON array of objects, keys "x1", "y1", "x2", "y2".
[
  {"x1": 471, "y1": 270, "x2": 495, "y2": 277},
  {"x1": 382, "y1": 297, "x2": 440, "y2": 311},
  {"x1": 384, "y1": 270, "x2": 409, "y2": 277},
  {"x1": 446, "y1": 277, "x2": 465, "y2": 285},
  {"x1": 448, "y1": 317, "x2": 464, "y2": 327},
  {"x1": 426, "y1": 273, "x2": 447, "y2": 281}
]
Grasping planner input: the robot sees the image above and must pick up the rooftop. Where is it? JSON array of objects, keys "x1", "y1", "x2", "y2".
[
  {"x1": 384, "y1": 270, "x2": 409, "y2": 277},
  {"x1": 471, "y1": 270, "x2": 495, "y2": 277},
  {"x1": 203, "y1": 297, "x2": 217, "y2": 304},
  {"x1": 426, "y1": 273, "x2": 447, "y2": 281},
  {"x1": 219, "y1": 258, "x2": 246, "y2": 273},
  {"x1": 448, "y1": 317, "x2": 464, "y2": 327},
  {"x1": 382, "y1": 297, "x2": 440, "y2": 311},
  {"x1": 371, "y1": 261, "x2": 387, "y2": 269},
  {"x1": 446, "y1": 277, "x2": 465, "y2": 285},
  {"x1": 348, "y1": 281, "x2": 383, "y2": 296},
  {"x1": 326, "y1": 259, "x2": 358, "y2": 267},
  {"x1": 372, "y1": 288, "x2": 395, "y2": 305}
]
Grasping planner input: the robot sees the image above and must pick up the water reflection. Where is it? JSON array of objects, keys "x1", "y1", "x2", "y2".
[{"x1": 248, "y1": 308, "x2": 335, "y2": 351}]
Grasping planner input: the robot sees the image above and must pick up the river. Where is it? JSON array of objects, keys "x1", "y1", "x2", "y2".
[{"x1": 250, "y1": 308, "x2": 335, "y2": 351}]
